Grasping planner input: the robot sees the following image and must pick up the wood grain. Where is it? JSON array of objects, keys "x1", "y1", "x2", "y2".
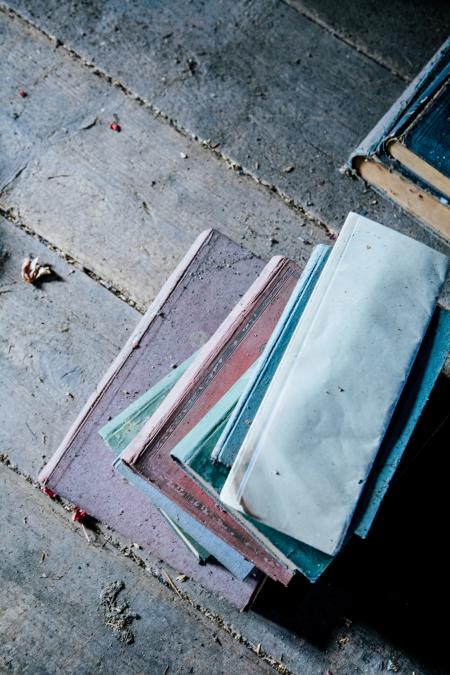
[
  {"x1": 0, "y1": 8, "x2": 329, "y2": 309},
  {"x1": 286, "y1": 0, "x2": 450, "y2": 81},
  {"x1": 0, "y1": 464, "x2": 273, "y2": 675},
  {"x1": 0, "y1": 215, "x2": 136, "y2": 478},
  {"x1": 2, "y1": 2, "x2": 449, "y2": 273}
]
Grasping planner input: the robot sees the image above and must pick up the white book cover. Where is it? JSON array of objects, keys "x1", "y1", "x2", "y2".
[{"x1": 220, "y1": 212, "x2": 448, "y2": 556}]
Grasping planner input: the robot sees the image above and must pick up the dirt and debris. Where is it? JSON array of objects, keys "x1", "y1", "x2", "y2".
[
  {"x1": 100, "y1": 580, "x2": 139, "y2": 645},
  {"x1": 387, "y1": 658, "x2": 400, "y2": 672},
  {"x1": 337, "y1": 635, "x2": 349, "y2": 649},
  {"x1": 21, "y1": 256, "x2": 53, "y2": 284},
  {"x1": 164, "y1": 570, "x2": 183, "y2": 598}
]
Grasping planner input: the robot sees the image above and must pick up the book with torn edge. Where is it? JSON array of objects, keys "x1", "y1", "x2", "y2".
[
  {"x1": 171, "y1": 309, "x2": 450, "y2": 579},
  {"x1": 38, "y1": 229, "x2": 266, "y2": 609},
  {"x1": 220, "y1": 213, "x2": 448, "y2": 557},
  {"x1": 118, "y1": 256, "x2": 301, "y2": 585},
  {"x1": 349, "y1": 37, "x2": 450, "y2": 241}
]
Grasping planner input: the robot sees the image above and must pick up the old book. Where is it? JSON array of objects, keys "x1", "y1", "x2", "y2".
[
  {"x1": 118, "y1": 256, "x2": 301, "y2": 585},
  {"x1": 221, "y1": 213, "x2": 448, "y2": 556},
  {"x1": 38, "y1": 229, "x2": 267, "y2": 609},
  {"x1": 99, "y1": 355, "x2": 213, "y2": 567},
  {"x1": 349, "y1": 38, "x2": 450, "y2": 241},
  {"x1": 171, "y1": 245, "x2": 333, "y2": 581},
  {"x1": 213, "y1": 244, "x2": 330, "y2": 468}
]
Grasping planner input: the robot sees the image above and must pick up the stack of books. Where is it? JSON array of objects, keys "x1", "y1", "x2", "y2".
[{"x1": 40, "y1": 213, "x2": 450, "y2": 609}]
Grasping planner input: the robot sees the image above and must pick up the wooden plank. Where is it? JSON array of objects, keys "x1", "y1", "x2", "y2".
[
  {"x1": 286, "y1": 0, "x2": 450, "y2": 81},
  {"x1": 0, "y1": 464, "x2": 273, "y2": 675},
  {"x1": 2, "y1": 0, "x2": 449, "y2": 263},
  {"x1": 0, "y1": 218, "x2": 262, "y2": 606},
  {"x1": 0, "y1": 216, "x2": 137, "y2": 479},
  {"x1": 0, "y1": 460, "x2": 434, "y2": 674},
  {"x1": 0, "y1": 8, "x2": 328, "y2": 310}
]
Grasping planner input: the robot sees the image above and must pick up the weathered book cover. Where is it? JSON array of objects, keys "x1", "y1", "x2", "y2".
[
  {"x1": 213, "y1": 244, "x2": 330, "y2": 468},
  {"x1": 118, "y1": 256, "x2": 301, "y2": 585},
  {"x1": 221, "y1": 213, "x2": 448, "y2": 556},
  {"x1": 39, "y1": 229, "x2": 266, "y2": 608},
  {"x1": 171, "y1": 305, "x2": 450, "y2": 578},
  {"x1": 100, "y1": 351, "x2": 198, "y2": 455},
  {"x1": 349, "y1": 38, "x2": 450, "y2": 240}
]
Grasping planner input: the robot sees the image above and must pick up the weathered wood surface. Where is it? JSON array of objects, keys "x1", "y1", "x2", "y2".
[
  {"x1": 3, "y1": 0, "x2": 449, "y2": 262},
  {"x1": 0, "y1": 216, "x2": 136, "y2": 478},
  {"x1": 0, "y1": 1, "x2": 449, "y2": 673},
  {"x1": 0, "y1": 218, "x2": 266, "y2": 606},
  {"x1": 0, "y1": 464, "x2": 274, "y2": 675},
  {"x1": 287, "y1": 0, "x2": 450, "y2": 81},
  {"x1": 0, "y1": 8, "x2": 329, "y2": 309}
]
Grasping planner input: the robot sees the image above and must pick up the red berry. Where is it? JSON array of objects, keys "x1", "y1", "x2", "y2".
[
  {"x1": 42, "y1": 486, "x2": 57, "y2": 499},
  {"x1": 18, "y1": 89, "x2": 27, "y2": 98},
  {"x1": 110, "y1": 122, "x2": 121, "y2": 132},
  {"x1": 72, "y1": 506, "x2": 88, "y2": 522}
]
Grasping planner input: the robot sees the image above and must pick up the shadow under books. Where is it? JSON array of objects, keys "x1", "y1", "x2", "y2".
[{"x1": 252, "y1": 374, "x2": 450, "y2": 671}]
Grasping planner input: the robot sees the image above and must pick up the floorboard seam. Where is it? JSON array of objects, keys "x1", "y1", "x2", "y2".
[
  {"x1": 0, "y1": 2, "x2": 336, "y2": 243},
  {"x1": 0, "y1": 453, "x2": 290, "y2": 674},
  {"x1": 283, "y1": 1, "x2": 410, "y2": 82},
  {"x1": 0, "y1": 207, "x2": 145, "y2": 313}
]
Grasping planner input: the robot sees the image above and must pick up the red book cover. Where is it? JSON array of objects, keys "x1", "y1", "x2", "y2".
[{"x1": 120, "y1": 256, "x2": 300, "y2": 585}]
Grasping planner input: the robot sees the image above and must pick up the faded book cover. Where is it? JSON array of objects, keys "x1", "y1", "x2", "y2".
[
  {"x1": 119, "y1": 256, "x2": 301, "y2": 585},
  {"x1": 39, "y1": 229, "x2": 266, "y2": 608}
]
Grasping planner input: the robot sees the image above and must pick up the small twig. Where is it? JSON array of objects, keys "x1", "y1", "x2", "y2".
[{"x1": 163, "y1": 571, "x2": 182, "y2": 598}]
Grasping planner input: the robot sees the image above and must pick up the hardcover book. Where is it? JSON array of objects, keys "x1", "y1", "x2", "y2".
[
  {"x1": 220, "y1": 213, "x2": 448, "y2": 556},
  {"x1": 118, "y1": 256, "x2": 301, "y2": 585},
  {"x1": 38, "y1": 229, "x2": 267, "y2": 608},
  {"x1": 349, "y1": 38, "x2": 450, "y2": 241}
]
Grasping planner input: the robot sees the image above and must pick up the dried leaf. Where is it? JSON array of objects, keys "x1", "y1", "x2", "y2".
[
  {"x1": 175, "y1": 574, "x2": 188, "y2": 582},
  {"x1": 21, "y1": 256, "x2": 52, "y2": 284},
  {"x1": 283, "y1": 164, "x2": 295, "y2": 173}
]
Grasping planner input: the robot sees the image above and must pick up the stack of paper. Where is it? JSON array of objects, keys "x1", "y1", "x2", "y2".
[{"x1": 40, "y1": 214, "x2": 450, "y2": 605}]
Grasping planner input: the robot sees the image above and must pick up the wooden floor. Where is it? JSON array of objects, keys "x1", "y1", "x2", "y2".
[{"x1": 1, "y1": 1, "x2": 449, "y2": 673}]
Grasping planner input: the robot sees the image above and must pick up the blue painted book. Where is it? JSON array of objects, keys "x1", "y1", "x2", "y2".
[{"x1": 350, "y1": 38, "x2": 450, "y2": 240}]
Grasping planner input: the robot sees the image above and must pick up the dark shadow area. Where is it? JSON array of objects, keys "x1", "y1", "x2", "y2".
[{"x1": 253, "y1": 373, "x2": 450, "y2": 672}]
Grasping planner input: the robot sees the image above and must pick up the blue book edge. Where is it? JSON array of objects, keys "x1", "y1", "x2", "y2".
[{"x1": 355, "y1": 306, "x2": 450, "y2": 537}]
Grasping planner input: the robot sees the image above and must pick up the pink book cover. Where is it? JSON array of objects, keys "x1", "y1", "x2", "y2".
[
  {"x1": 39, "y1": 229, "x2": 268, "y2": 609},
  {"x1": 120, "y1": 256, "x2": 300, "y2": 585}
]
